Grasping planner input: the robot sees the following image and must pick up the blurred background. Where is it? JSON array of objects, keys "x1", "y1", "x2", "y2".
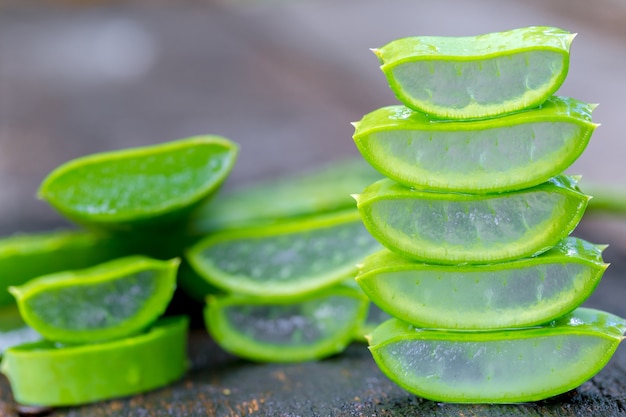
[{"x1": 1, "y1": 0, "x2": 625, "y2": 238}]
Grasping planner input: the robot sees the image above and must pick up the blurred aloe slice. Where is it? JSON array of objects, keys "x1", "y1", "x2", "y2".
[
  {"x1": 10, "y1": 256, "x2": 178, "y2": 343},
  {"x1": 353, "y1": 97, "x2": 597, "y2": 193},
  {"x1": 368, "y1": 308, "x2": 626, "y2": 403},
  {"x1": 205, "y1": 283, "x2": 368, "y2": 362},
  {"x1": 355, "y1": 175, "x2": 589, "y2": 264},
  {"x1": 38, "y1": 136, "x2": 238, "y2": 231},
  {"x1": 374, "y1": 26, "x2": 574, "y2": 119},
  {"x1": 0, "y1": 230, "x2": 134, "y2": 307},
  {"x1": 357, "y1": 237, "x2": 607, "y2": 330},
  {"x1": 0, "y1": 306, "x2": 40, "y2": 356},
  {"x1": 189, "y1": 158, "x2": 382, "y2": 234},
  {"x1": 186, "y1": 210, "x2": 382, "y2": 298},
  {"x1": 1, "y1": 316, "x2": 188, "y2": 406}
]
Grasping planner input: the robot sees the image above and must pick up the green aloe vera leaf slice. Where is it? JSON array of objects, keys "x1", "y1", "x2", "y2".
[
  {"x1": 205, "y1": 284, "x2": 368, "y2": 362},
  {"x1": 0, "y1": 230, "x2": 135, "y2": 307},
  {"x1": 190, "y1": 158, "x2": 383, "y2": 234},
  {"x1": 38, "y1": 136, "x2": 238, "y2": 230},
  {"x1": 186, "y1": 210, "x2": 382, "y2": 297},
  {"x1": 353, "y1": 97, "x2": 597, "y2": 193},
  {"x1": 374, "y1": 26, "x2": 574, "y2": 119},
  {"x1": 355, "y1": 175, "x2": 589, "y2": 264},
  {"x1": 1, "y1": 316, "x2": 188, "y2": 406},
  {"x1": 0, "y1": 305, "x2": 40, "y2": 356},
  {"x1": 10, "y1": 256, "x2": 179, "y2": 343},
  {"x1": 357, "y1": 236, "x2": 607, "y2": 330},
  {"x1": 368, "y1": 308, "x2": 625, "y2": 403}
]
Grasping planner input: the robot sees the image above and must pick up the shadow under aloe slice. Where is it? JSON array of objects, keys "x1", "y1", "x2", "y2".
[
  {"x1": 368, "y1": 308, "x2": 625, "y2": 403},
  {"x1": 186, "y1": 210, "x2": 382, "y2": 298},
  {"x1": 357, "y1": 236, "x2": 607, "y2": 330},
  {"x1": 38, "y1": 136, "x2": 238, "y2": 230},
  {"x1": 10, "y1": 256, "x2": 178, "y2": 344},
  {"x1": 205, "y1": 284, "x2": 368, "y2": 362},
  {"x1": 1, "y1": 316, "x2": 188, "y2": 407},
  {"x1": 374, "y1": 26, "x2": 574, "y2": 119},
  {"x1": 353, "y1": 96, "x2": 597, "y2": 193},
  {"x1": 355, "y1": 175, "x2": 589, "y2": 264}
]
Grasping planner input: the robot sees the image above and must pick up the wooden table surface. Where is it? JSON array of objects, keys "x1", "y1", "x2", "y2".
[{"x1": 1, "y1": 1, "x2": 626, "y2": 415}]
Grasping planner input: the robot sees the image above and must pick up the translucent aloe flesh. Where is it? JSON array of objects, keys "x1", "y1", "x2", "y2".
[
  {"x1": 368, "y1": 308, "x2": 625, "y2": 403},
  {"x1": 353, "y1": 97, "x2": 597, "y2": 193},
  {"x1": 355, "y1": 176, "x2": 589, "y2": 264},
  {"x1": 357, "y1": 237, "x2": 607, "y2": 330},
  {"x1": 0, "y1": 230, "x2": 134, "y2": 306},
  {"x1": 10, "y1": 256, "x2": 179, "y2": 343},
  {"x1": 1, "y1": 316, "x2": 188, "y2": 406},
  {"x1": 38, "y1": 136, "x2": 238, "y2": 229},
  {"x1": 374, "y1": 26, "x2": 574, "y2": 119},
  {"x1": 205, "y1": 285, "x2": 368, "y2": 362},
  {"x1": 190, "y1": 158, "x2": 382, "y2": 234},
  {"x1": 186, "y1": 210, "x2": 382, "y2": 297}
]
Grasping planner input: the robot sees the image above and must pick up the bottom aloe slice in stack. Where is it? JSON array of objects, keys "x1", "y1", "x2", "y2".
[
  {"x1": 205, "y1": 283, "x2": 368, "y2": 362},
  {"x1": 1, "y1": 316, "x2": 188, "y2": 406},
  {"x1": 368, "y1": 308, "x2": 625, "y2": 403}
]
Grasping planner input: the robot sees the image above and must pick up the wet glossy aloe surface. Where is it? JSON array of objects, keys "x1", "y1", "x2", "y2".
[
  {"x1": 205, "y1": 284, "x2": 368, "y2": 362},
  {"x1": 375, "y1": 26, "x2": 574, "y2": 119},
  {"x1": 368, "y1": 308, "x2": 626, "y2": 403},
  {"x1": 357, "y1": 237, "x2": 607, "y2": 330},
  {"x1": 10, "y1": 256, "x2": 178, "y2": 343},
  {"x1": 186, "y1": 210, "x2": 382, "y2": 297},
  {"x1": 355, "y1": 175, "x2": 589, "y2": 264},
  {"x1": 353, "y1": 96, "x2": 597, "y2": 193},
  {"x1": 0, "y1": 316, "x2": 188, "y2": 406}
]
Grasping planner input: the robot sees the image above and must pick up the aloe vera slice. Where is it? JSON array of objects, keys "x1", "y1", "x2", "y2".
[
  {"x1": 368, "y1": 308, "x2": 625, "y2": 403},
  {"x1": 0, "y1": 230, "x2": 134, "y2": 307},
  {"x1": 39, "y1": 136, "x2": 238, "y2": 230},
  {"x1": 190, "y1": 158, "x2": 382, "y2": 234},
  {"x1": 355, "y1": 176, "x2": 589, "y2": 264},
  {"x1": 353, "y1": 97, "x2": 597, "y2": 193},
  {"x1": 10, "y1": 256, "x2": 179, "y2": 343},
  {"x1": 374, "y1": 26, "x2": 574, "y2": 119},
  {"x1": 186, "y1": 210, "x2": 382, "y2": 297},
  {"x1": 1, "y1": 316, "x2": 188, "y2": 406},
  {"x1": 205, "y1": 284, "x2": 368, "y2": 362},
  {"x1": 357, "y1": 237, "x2": 607, "y2": 330}
]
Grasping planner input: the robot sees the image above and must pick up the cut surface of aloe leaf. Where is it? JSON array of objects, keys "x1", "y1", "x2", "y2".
[
  {"x1": 353, "y1": 97, "x2": 597, "y2": 193},
  {"x1": 355, "y1": 176, "x2": 589, "y2": 264},
  {"x1": 357, "y1": 237, "x2": 607, "y2": 330},
  {"x1": 10, "y1": 256, "x2": 179, "y2": 343},
  {"x1": 187, "y1": 210, "x2": 382, "y2": 297},
  {"x1": 374, "y1": 26, "x2": 574, "y2": 119},
  {"x1": 1, "y1": 316, "x2": 188, "y2": 406},
  {"x1": 0, "y1": 230, "x2": 134, "y2": 307},
  {"x1": 39, "y1": 136, "x2": 238, "y2": 230},
  {"x1": 190, "y1": 158, "x2": 382, "y2": 234},
  {"x1": 205, "y1": 285, "x2": 368, "y2": 362},
  {"x1": 368, "y1": 308, "x2": 625, "y2": 403}
]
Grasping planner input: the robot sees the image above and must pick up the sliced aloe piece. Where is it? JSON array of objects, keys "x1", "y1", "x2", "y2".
[
  {"x1": 374, "y1": 26, "x2": 574, "y2": 119},
  {"x1": 1, "y1": 316, "x2": 188, "y2": 406},
  {"x1": 205, "y1": 284, "x2": 368, "y2": 362},
  {"x1": 190, "y1": 158, "x2": 382, "y2": 234},
  {"x1": 368, "y1": 308, "x2": 625, "y2": 403},
  {"x1": 357, "y1": 237, "x2": 607, "y2": 330},
  {"x1": 10, "y1": 256, "x2": 178, "y2": 343},
  {"x1": 186, "y1": 210, "x2": 382, "y2": 297},
  {"x1": 0, "y1": 230, "x2": 133, "y2": 306},
  {"x1": 39, "y1": 136, "x2": 238, "y2": 230},
  {"x1": 355, "y1": 176, "x2": 589, "y2": 264},
  {"x1": 353, "y1": 97, "x2": 597, "y2": 193}
]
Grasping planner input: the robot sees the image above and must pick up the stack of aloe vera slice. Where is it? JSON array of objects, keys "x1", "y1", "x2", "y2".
[
  {"x1": 185, "y1": 161, "x2": 386, "y2": 362},
  {"x1": 352, "y1": 26, "x2": 626, "y2": 403}
]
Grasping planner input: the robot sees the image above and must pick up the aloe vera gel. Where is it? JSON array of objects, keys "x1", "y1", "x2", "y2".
[{"x1": 353, "y1": 27, "x2": 623, "y2": 402}]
